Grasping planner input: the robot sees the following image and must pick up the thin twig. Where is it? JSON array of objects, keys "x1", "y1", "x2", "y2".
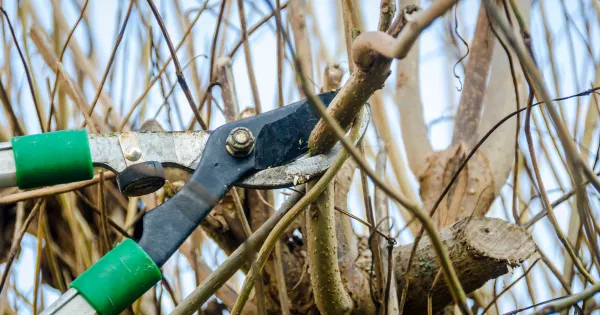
[
  {"x1": 481, "y1": 258, "x2": 541, "y2": 314},
  {"x1": 533, "y1": 282, "x2": 600, "y2": 315},
  {"x1": 231, "y1": 188, "x2": 267, "y2": 315},
  {"x1": 120, "y1": 0, "x2": 210, "y2": 130},
  {"x1": 82, "y1": 0, "x2": 134, "y2": 128},
  {"x1": 0, "y1": 7, "x2": 44, "y2": 131},
  {"x1": 0, "y1": 78, "x2": 24, "y2": 135},
  {"x1": 32, "y1": 202, "x2": 46, "y2": 315},
  {"x1": 360, "y1": 144, "x2": 384, "y2": 311},
  {"x1": 0, "y1": 200, "x2": 43, "y2": 294},
  {"x1": 145, "y1": 0, "x2": 207, "y2": 129},
  {"x1": 524, "y1": 85, "x2": 594, "y2": 284},
  {"x1": 225, "y1": 1, "x2": 291, "y2": 51},
  {"x1": 74, "y1": 191, "x2": 132, "y2": 238},
  {"x1": 236, "y1": 0, "x2": 262, "y2": 113},
  {"x1": 0, "y1": 172, "x2": 115, "y2": 205},
  {"x1": 47, "y1": 0, "x2": 90, "y2": 131},
  {"x1": 275, "y1": 0, "x2": 285, "y2": 108},
  {"x1": 202, "y1": 0, "x2": 228, "y2": 128}
]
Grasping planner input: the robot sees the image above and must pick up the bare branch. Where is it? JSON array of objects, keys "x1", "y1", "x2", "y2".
[
  {"x1": 378, "y1": 0, "x2": 396, "y2": 32},
  {"x1": 216, "y1": 57, "x2": 240, "y2": 122},
  {"x1": 308, "y1": 2, "x2": 456, "y2": 155},
  {"x1": 395, "y1": 217, "x2": 536, "y2": 315},
  {"x1": 145, "y1": 0, "x2": 207, "y2": 129},
  {"x1": 0, "y1": 7, "x2": 44, "y2": 131},
  {"x1": 478, "y1": 0, "x2": 530, "y2": 196},
  {"x1": 236, "y1": 0, "x2": 263, "y2": 113},
  {"x1": 452, "y1": 3, "x2": 496, "y2": 147},
  {"x1": 305, "y1": 182, "x2": 353, "y2": 314},
  {"x1": 395, "y1": 1, "x2": 432, "y2": 176},
  {"x1": 289, "y1": 0, "x2": 314, "y2": 95},
  {"x1": 350, "y1": 0, "x2": 458, "y2": 63},
  {"x1": 341, "y1": 0, "x2": 362, "y2": 74},
  {"x1": 0, "y1": 172, "x2": 115, "y2": 205}
]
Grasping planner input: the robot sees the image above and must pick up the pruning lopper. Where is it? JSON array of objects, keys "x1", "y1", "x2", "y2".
[{"x1": 0, "y1": 91, "x2": 370, "y2": 315}]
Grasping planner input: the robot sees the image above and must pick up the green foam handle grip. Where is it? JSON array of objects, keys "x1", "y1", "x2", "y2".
[
  {"x1": 70, "y1": 239, "x2": 162, "y2": 315},
  {"x1": 11, "y1": 129, "x2": 94, "y2": 189}
]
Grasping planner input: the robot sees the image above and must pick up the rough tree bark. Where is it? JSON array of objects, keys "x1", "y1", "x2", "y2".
[{"x1": 394, "y1": 217, "x2": 536, "y2": 315}]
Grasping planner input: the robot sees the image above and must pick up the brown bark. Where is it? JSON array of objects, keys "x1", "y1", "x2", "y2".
[
  {"x1": 215, "y1": 57, "x2": 239, "y2": 122},
  {"x1": 308, "y1": 6, "x2": 420, "y2": 155},
  {"x1": 451, "y1": 3, "x2": 496, "y2": 148},
  {"x1": 341, "y1": 0, "x2": 363, "y2": 74},
  {"x1": 306, "y1": 182, "x2": 353, "y2": 314},
  {"x1": 289, "y1": 0, "x2": 314, "y2": 96},
  {"x1": 394, "y1": 217, "x2": 536, "y2": 314},
  {"x1": 334, "y1": 160, "x2": 359, "y2": 261}
]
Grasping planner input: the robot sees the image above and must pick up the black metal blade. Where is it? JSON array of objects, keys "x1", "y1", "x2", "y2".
[{"x1": 254, "y1": 90, "x2": 336, "y2": 169}]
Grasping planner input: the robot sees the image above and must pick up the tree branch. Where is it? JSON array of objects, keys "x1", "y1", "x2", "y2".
[
  {"x1": 477, "y1": 0, "x2": 530, "y2": 196},
  {"x1": 374, "y1": 148, "x2": 400, "y2": 315},
  {"x1": 452, "y1": 2, "x2": 496, "y2": 147},
  {"x1": 396, "y1": 0, "x2": 432, "y2": 177},
  {"x1": 306, "y1": 182, "x2": 353, "y2": 314},
  {"x1": 289, "y1": 0, "x2": 314, "y2": 96},
  {"x1": 236, "y1": 0, "x2": 263, "y2": 113},
  {"x1": 145, "y1": 0, "x2": 207, "y2": 130},
  {"x1": 308, "y1": 1, "x2": 456, "y2": 155},
  {"x1": 341, "y1": 0, "x2": 362, "y2": 74},
  {"x1": 378, "y1": 0, "x2": 396, "y2": 32},
  {"x1": 395, "y1": 217, "x2": 536, "y2": 314},
  {"x1": 350, "y1": 0, "x2": 457, "y2": 62}
]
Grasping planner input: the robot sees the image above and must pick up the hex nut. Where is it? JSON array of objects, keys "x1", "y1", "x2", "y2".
[{"x1": 226, "y1": 127, "x2": 255, "y2": 157}]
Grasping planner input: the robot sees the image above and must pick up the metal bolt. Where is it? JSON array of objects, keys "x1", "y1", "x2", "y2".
[
  {"x1": 226, "y1": 127, "x2": 255, "y2": 157},
  {"x1": 125, "y1": 147, "x2": 142, "y2": 161}
]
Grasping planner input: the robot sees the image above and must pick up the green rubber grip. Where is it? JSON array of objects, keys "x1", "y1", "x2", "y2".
[
  {"x1": 70, "y1": 239, "x2": 162, "y2": 315},
  {"x1": 11, "y1": 129, "x2": 93, "y2": 189}
]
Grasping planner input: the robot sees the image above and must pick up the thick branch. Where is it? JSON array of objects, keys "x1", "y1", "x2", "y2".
[
  {"x1": 334, "y1": 160, "x2": 359, "y2": 261},
  {"x1": 350, "y1": 0, "x2": 458, "y2": 63},
  {"x1": 306, "y1": 182, "x2": 353, "y2": 314},
  {"x1": 477, "y1": 0, "x2": 530, "y2": 196},
  {"x1": 309, "y1": 1, "x2": 457, "y2": 155},
  {"x1": 307, "y1": 5, "x2": 413, "y2": 155},
  {"x1": 452, "y1": 3, "x2": 496, "y2": 147},
  {"x1": 394, "y1": 217, "x2": 536, "y2": 314},
  {"x1": 396, "y1": 0, "x2": 432, "y2": 176}
]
